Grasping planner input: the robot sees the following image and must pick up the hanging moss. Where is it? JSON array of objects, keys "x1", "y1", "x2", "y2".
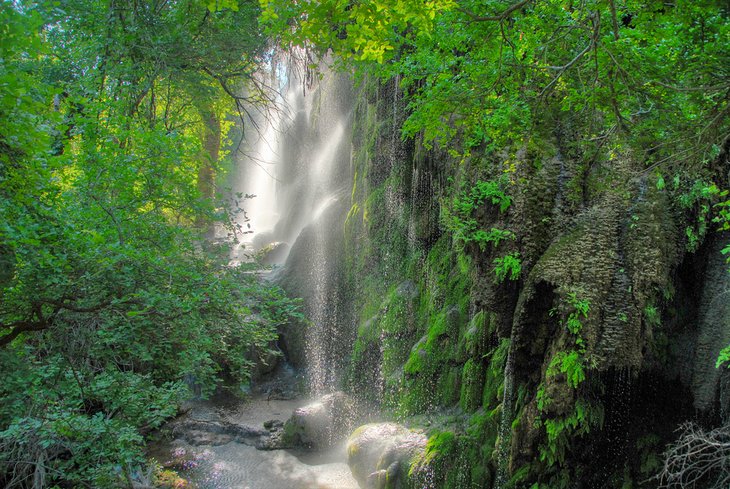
[
  {"x1": 460, "y1": 359, "x2": 485, "y2": 412},
  {"x1": 436, "y1": 367, "x2": 463, "y2": 406}
]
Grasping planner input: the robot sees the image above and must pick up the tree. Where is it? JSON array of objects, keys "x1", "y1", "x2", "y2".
[
  {"x1": 262, "y1": 0, "x2": 728, "y2": 162},
  {"x1": 0, "y1": 2, "x2": 300, "y2": 487}
]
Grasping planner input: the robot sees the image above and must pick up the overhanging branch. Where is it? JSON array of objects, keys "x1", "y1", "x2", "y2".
[{"x1": 458, "y1": 0, "x2": 535, "y2": 22}]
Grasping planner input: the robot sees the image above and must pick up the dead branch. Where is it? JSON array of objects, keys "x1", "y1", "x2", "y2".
[{"x1": 656, "y1": 421, "x2": 730, "y2": 488}]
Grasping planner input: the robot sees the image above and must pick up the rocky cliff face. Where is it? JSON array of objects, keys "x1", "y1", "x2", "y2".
[
  {"x1": 690, "y1": 236, "x2": 730, "y2": 413},
  {"x1": 278, "y1": 73, "x2": 730, "y2": 488}
]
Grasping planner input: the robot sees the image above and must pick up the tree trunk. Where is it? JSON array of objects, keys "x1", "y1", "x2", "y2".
[{"x1": 197, "y1": 108, "x2": 220, "y2": 235}]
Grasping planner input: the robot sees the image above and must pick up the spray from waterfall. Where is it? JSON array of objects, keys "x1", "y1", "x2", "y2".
[{"x1": 228, "y1": 56, "x2": 355, "y2": 395}]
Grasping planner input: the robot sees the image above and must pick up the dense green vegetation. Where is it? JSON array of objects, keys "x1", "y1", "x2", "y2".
[
  {"x1": 263, "y1": 0, "x2": 727, "y2": 160},
  {"x1": 1, "y1": 0, "x2": 728, "y2": 487},
  {"x1": 0, "y1": 1, "x2": 301, "y2": 487}
]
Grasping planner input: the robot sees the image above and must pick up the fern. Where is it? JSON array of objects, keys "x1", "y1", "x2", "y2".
[{"x1": 494, "y1": 252, "x2": 522, "y2": 282}]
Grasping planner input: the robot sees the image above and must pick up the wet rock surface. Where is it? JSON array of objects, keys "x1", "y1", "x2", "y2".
[
  {"x1": 150, "y1": 394, "x2": 358, "y2": 489},
  {"x1": 258, "y1": 241, "x2": 290, "y2": 265},
  {"x1": 346, "y1": 422, "x2": 427, "y2": 489},
  {"x1": 149, "y1": 364, "x2": 358, "y2": 489},
  {"x1": 170, "y1": 418, "x2": 268, "y2": 447},
  {"x1": 280, "y1": 392, "x2": 360, "y2": 450},
  {"x1": 691, "y1": 235, "x2": 730, "y2": 412}
]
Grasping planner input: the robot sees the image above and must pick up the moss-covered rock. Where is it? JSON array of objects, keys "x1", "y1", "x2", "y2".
[
  {"x1": 347, "y1": 422, "x2": 427, "y2": 489},
  {"x1": 460, "y1": 359, "x2": 485, "y2": 412},
  {"x1": 330, "y1": 67, "x2": 730, "y2": 489}
]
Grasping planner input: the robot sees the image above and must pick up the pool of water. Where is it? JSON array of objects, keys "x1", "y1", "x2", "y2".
[{"x1": 148, "y1": 395, "x2": 358, "y2": 489}]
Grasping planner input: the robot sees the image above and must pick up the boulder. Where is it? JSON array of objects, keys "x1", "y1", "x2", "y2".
[
  {"x1": 347, "y1": 423, "x2": 427, "y2": 489},
  {"x1": 252, "y1": 231, "x2": 276, "y2": 251},
  {"x1": 258, "y1": 241, "x2": 290, "y2": 265},
  {"x1": 282, "y1": 392, "x2": 358, "y2": 449}
]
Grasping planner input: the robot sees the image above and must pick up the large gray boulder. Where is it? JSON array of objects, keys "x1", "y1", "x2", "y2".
[
  {"x1": 346, "y1": 423, "x2": 427, "y2": 489},
  {"x1": 282, "y1": 392, "x2": 358, "y2": 449}
]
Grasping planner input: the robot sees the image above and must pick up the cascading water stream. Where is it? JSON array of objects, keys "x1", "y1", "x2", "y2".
[
  {"x1": 228, "y1": 56, "x2": 355, "y2": 395},
  {"x1": 230, "y1": 106, "x2": 282, "y2": 260}
]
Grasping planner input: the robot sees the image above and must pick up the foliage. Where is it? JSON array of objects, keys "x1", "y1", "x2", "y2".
[
  {"x1": 0, "y1": 2, "x2": 300, "y2": 487},
  {"x1": 445, "y1": 179, "x2": 515, "y2": 251},
  {"x1": 262, "y1": 0, "x2": 728, "y2": 162},
  {"x1": 534, "y1": 292, "x2": 595, "y2": 473},
  {"x1": 493, "y1": 252, "x2": 522, "y2": 282},
  {"x1": 549, "y1": 291, "x2": 590, "y2": 347},
  {"x1": 716, "y1": 345, "x2": 730, "y2": 369},
  {"x1": 547, "y1": 350, "x2": 585, "y2": 389},
  {"x1": 644, "y1": 304, "x2": 661, "y2": 328},
  {"x1": 678, "y1": 180, "x2": 727, "y2": 252},
  {"x1": 260, "y1": 0, "x2": 456, "y2": 64},
  {"x1": 539, "y1": 400, "x2": 604, "y2": 467},
  {"x1": 454, "y1": 180, "x2": 512, "y2": 214}
]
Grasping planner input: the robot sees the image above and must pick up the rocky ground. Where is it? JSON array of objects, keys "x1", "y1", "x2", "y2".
[{"x1": 148, "y1": 369, "x2": 359, "y2": 489}]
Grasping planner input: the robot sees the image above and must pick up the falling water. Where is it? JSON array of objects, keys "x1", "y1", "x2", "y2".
[
  {"x1": 155, "y1": 58, "x2": 359, "y2": 489},
  {"x1": 495, "y1": 342, "x2": 515, "y2": 489},
  {"x1": 228, "y1": 56, "x2": 354, "y2": 394},
  {"x1": 294, "y1": 79, "x2": 353, "y2": 396}
]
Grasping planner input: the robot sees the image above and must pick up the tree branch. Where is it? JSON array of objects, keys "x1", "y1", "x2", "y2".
[
  {"x1": 458, "y1": 0, "x2": 535, "y2": 22},
  {"x1": 540, "y1": 11, "x2": 601, "y2": 97},
  {"x1": 0, "y1": 318, "x2": 51, "y2": 348},
  {"x1": 656, "y1": 422, "x2": 730, "y2": 488}
]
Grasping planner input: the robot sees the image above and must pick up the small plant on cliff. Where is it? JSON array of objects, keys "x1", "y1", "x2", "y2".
[
  {"x1": 540, "y1": 400, "x2": 604, "y2": 467},
  {"x1": 536, "y1": 292, "x2": 597, "y2": 469},
  {"x1": 679, "y1": 181, "x2": 727, "y2": 252},
  {"x1": 716, "y1": 346, "x2": 730, "y2": 369},
  {"x1": 494, "y1": 252, "x2": 522, "y2": 282},
  {"x1": 547, "y1": 350, "x2": 585, "y2": 389},
  {"x1": 715, "y1": 196, "x2": 730, "y2": 281},
  {"x1": 453, "y1": 180, "x2": 512, "y2": 215},
  {"x1": 445, "y1": 179, "x2": 515, "y2": 252}
]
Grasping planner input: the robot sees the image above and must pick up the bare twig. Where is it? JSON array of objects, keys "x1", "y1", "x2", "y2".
[{"x1": 655, "y1": 422, "x2": 730, "y2": 488}]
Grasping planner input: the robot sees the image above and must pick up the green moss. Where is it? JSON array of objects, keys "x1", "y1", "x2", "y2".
[
  {"x1": 404, "y1": 337, "x2": 427, "y2": 375},
  {"x1": 482, "y1": 338, "x2": 509, "y2": 408},
  {"x1": 379, "y1": 286, "x2": 419, "y2": 378},
  {"x1": 411, "y1": 425, "x2": 495, "y2": 489},
  {"x1": 463, "y1": 310, "x2": 495, "y2": 358},
  {"x1": 460, "y1": 359, "x2": 485, "y2": 412},
  {"x1": 436, "y1": 367, "x2": 462, "y2": 406}
]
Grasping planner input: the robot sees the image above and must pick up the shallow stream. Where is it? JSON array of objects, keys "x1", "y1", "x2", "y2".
[{"x1": 148, "y1": 394, "x2": 358, "y2": 489}]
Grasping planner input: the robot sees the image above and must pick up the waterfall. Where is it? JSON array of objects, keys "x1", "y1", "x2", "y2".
[
  {"x1": 229, "y1": 57, "x2": 354, "y2": 394},
  {"x1": 230, "y1": 98, "x2": 283, "y2": 261}
]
